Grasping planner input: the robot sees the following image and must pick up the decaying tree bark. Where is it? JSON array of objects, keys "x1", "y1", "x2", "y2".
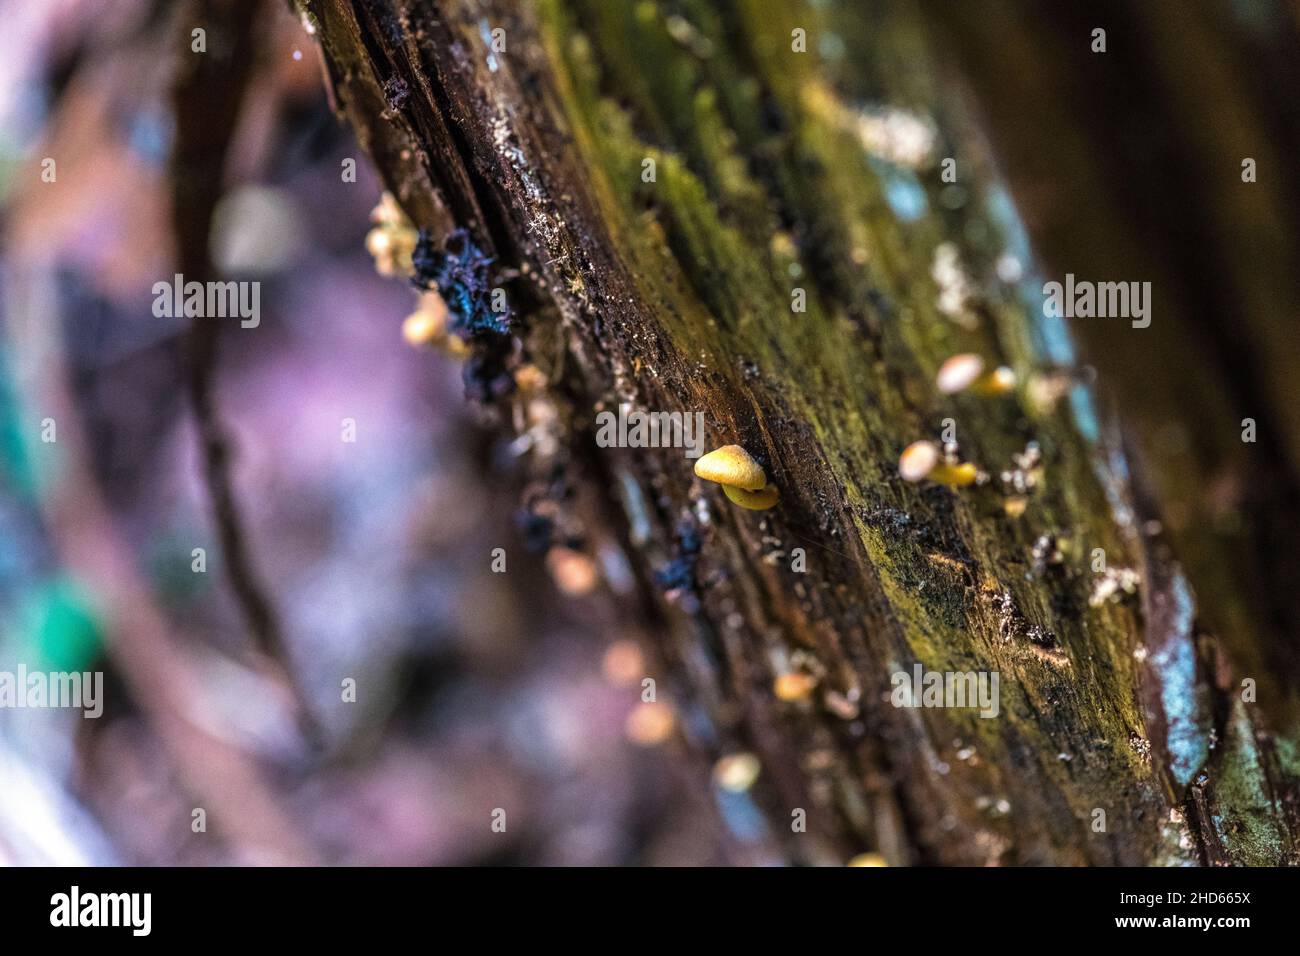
[{"x1": 298, "y1": 0, "x2": 1300, "y2": 864}]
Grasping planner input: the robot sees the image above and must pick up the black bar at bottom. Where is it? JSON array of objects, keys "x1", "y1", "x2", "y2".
[{"x1": 0, "y1": 865, "x2": 1290, "y2": 942}]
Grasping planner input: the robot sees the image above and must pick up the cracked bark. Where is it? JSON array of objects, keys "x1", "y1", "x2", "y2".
[{"x1": 300, "y1": 0, "x2": 1300, "y2": 864}]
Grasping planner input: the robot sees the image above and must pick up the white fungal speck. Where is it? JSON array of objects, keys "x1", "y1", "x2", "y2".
[
  {"x1": 931, "y1": 242, "x2": 980, "y2": 329},
  {"x1": 853, "y1": 107, "x2": 936, "y2": 168},
  {"x1": 1089, "y1": 566, "x2": 1141, "y2": 607},
  {"x1": 801, "y1": 83, "x2": 935, "y2": 169}
]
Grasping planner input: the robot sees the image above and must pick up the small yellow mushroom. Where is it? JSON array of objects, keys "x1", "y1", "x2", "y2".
[
  {"x1": 774, "y1": 671, "x2": 818, "y2": 701},
  {"x1": 402, "y1": 293, "x2": 468, "y2": 357},
  {"x1": 847, "y1": 852, "x2": 889, "y2": 867},
  {"x1": 934, "y1": 462, "x2": 978, "y2": 486},
  {"x1": 546, "y1": 547, "x2": 599, "y2": 595},
  {"x1": 514, "y1": 364, "x2": 549, "y2": 395},
  {"x1": 723, "y1": 482, "x2": 780, "y2": 510},
  {"x1": 936, "y1": 353, "x2": 1016, "y2": 396},
  {"x1": 401, "y1": 308, "x2": 446, "y2": 347},
  {"x1": 974, "y1": 366, "x2": 1017, "y2": 396},
  {"x1": 694, "y1": 444, "x2": 767, "y2": 491},
  {"x1": 365, "y1": 227, "x2": 393, "y2": 259},
  {"x1": 899, "y1": 440, "x2": 978, "y2": 487},
  {"x1": 602, "y1": 639, "x2": 645, "y2": 687},
  {"x1": 713, "y1": 753, "x2": 762, "y2": 793},
  {"x1": 898, "y1": 440, "x2": 940, "y2": 481},
  {"x1": 369, "y1": 190, "x2": 406, "y2": 227},
  {"x1": 365, "y1": 192, "x2": 417, "y2": 277},
  {"x1": 625, "y1": 703, "x2": 675, "y2": 746}
]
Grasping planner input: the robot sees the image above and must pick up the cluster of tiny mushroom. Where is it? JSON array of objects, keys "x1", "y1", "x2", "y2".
[
  {"x1": 935, "y1": 353, "x2": 1015, "y2": 398},
  {"x1": 898, "y1": 353, "x2": 1015, "y2": 487},
  {"x1": 694, "y1": 354, "x2": 1012, "y2": 504},
  {"x1": 365, "y1": 192, "x2": 417, "y2": 278},
  {"x1": 693, "y1": 444, "x2": 779, "y2": 510},
  {"x1": 363, "y1": 193, "x2": 471, "y2": 359}
]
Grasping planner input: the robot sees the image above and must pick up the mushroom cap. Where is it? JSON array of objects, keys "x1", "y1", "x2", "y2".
[
  {"x1": 694, "y1": 444, "x2": 767, "y2": 491},
  {"x1": 713, "y1": 753, "x2": 762, "y2": 792},
  {"x1": 936, "y1": 353, "x2": 985, "y2": 394},
  {"x1": 774, "y1": 672, "x2": 818, "y2": 701},
  {"x1": 982, "y1": 365, "x2": 1016, "y2": 394},
  {"x1": 365, "y1": 227, "x2": 393, "y2": 257},
  {"x1": 723, "y1": 482, "x2": 780, "y2": 510},
  {"x1": 514, "y1": 364, "x2": 548, "y2": 394},
  {"x1": 899, "y1": 440, "x2": 941, "y2": 482},
  {"x1": 401, "y1": 309, "x2": 445, "y2": 347}
]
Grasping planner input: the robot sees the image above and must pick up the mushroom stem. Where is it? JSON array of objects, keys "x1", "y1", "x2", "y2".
[{"x1": 969, "y1": 366, "x2": 1016, "y2": 396}]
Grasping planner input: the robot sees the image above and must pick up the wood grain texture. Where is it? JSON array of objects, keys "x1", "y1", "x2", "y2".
[{"x1": 299, "y1": 0, "x2": 1299, "y2": 864}]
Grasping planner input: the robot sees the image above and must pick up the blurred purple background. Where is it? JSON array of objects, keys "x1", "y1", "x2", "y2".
[{"x1": 0, "y1": 0, "x2": 737, "y2": 866}]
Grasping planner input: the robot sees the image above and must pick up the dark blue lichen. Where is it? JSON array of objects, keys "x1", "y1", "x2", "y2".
[
  {"x1": 461, "y1": 347, "x2": 516, "y2": 403},
  {"x1": 412, "y1": 227, "x2": 512, "y2": 338},
  {"x1": 515, "y1": 509, "x2": 554, "y2": 553},
  {"x1": 654, "y1": 521, "x2": 702, "y2": 592}
]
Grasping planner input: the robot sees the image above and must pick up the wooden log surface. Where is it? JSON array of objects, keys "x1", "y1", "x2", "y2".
[{"x1": 298, "y1": 0, "x2": 1300, "y2": 864}]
